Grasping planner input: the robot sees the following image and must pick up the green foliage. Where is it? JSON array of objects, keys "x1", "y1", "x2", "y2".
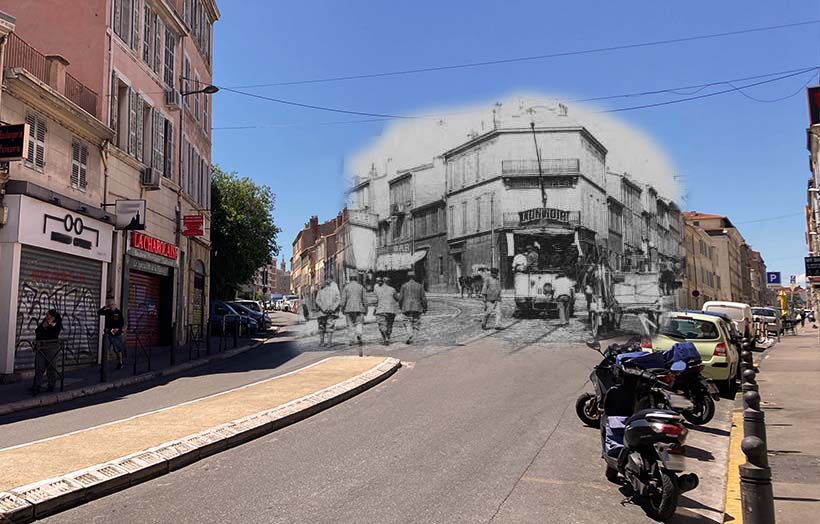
[{"x1": 211, "y1": 165, "x2": 280, "y2": 298}]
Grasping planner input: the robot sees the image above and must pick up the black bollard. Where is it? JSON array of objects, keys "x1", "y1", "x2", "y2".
[
  {"x1": 743, "y1": 390, "x2": 768, "y2": 444},
  {"x1": 740, "y1": 435, "x2": 776, "y2": 524}
]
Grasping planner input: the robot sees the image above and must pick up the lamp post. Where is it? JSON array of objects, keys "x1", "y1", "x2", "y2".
[{"x1": 173, "y1": 78, "x2": 218, "y2": 365}]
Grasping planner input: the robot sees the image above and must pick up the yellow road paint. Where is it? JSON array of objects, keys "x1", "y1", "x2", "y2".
[
  {"x1": 723, "y1": 410, "x2": 744, "y2": 523},
  {"x1": 0, "y1": 356, "x2": 388, "y2": 492}
]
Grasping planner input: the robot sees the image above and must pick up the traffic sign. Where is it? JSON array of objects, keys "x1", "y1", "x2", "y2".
[
  {"x1": 766, "y1": 271, "x2": 781, "y2": 288},
  {"x1": 790, "y1": 274, "x2": 797, "y2": 284},
  {"x1": 692, "y1": 290, "x2": 700, "y2": 297}
]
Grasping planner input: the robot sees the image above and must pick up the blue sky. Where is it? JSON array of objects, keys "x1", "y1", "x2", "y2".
[{"x1": 211, "y1": 1, "x2": 819, "y2": 282}]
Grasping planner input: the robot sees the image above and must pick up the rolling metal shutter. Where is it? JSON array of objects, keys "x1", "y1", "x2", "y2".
[
  {"x1": 15, "y1": 246, "x2": 102, "y2": 370},
  {"x1": 127, "y1": 271, "x2": 161, "y2": 348}
]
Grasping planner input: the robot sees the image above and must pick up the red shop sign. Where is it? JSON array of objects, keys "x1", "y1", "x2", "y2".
[{"x1": 131, "y1": 231, "x2": 178, "y2": 260}]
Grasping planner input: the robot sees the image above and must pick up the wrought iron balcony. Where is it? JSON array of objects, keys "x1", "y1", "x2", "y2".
[{"x1": 501, "y1": 158, "x2": 580, "y2": 175}]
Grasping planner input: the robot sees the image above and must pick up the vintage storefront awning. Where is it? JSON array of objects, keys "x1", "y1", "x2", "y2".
[{"x1": 376, "y1": 250, "x2": 427, "y2": 271}]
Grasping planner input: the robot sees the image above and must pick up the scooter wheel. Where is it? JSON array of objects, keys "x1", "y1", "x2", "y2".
[
  {"x1": 648, "y1": 470, "x2": 679, "y2": 522},
  {"x1": 605, "y1": 466, "x2": 620, "y2": 484},
  {"x1": 682, "y1": 395, "x2": 715, "y2": 425},
  {"x1": 575, "y1": 393, "x2": 600, "y2": 428}
]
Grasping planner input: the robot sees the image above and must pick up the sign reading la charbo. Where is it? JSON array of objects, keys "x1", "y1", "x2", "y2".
[{"x1": 131, "y1": 231, "x2": 178, "y2": 260}]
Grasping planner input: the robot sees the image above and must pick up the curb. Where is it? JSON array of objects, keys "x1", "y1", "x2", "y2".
[
  {"x1": 0, "y1": 334, "x2": 276, "y2": 418},
  {"x1": 0, "y1": 356, "x2": 401, "y2": 523}
]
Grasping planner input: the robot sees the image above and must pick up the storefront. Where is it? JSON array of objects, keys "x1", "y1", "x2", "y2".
[
  {"x1": 0, "y1": 193, "x2": 113, "y2": 376},
  {"x1": 125, "y1": 231, "x2": 177, "y2": 349}
]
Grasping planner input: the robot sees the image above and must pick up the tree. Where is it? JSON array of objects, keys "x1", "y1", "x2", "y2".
[{"x1": 210, "y1": 165, "x2": 281, "y2": 298}]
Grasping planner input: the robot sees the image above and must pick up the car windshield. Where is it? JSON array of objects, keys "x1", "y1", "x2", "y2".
[
  {"x1": 659, "y1": 318, "x2": 721, "y2": 340},
  {"x1": 240, "y1": 302, "x2": 262, "y2": 312},
  {"x1": 752, "y1": 308, "x2": 774, "y2": 317}
]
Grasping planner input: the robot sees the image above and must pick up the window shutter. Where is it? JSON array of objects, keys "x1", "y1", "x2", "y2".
[
  {"x1": 135, "y1": 95, "x2": 144, "y2": 162},
  {"x1": 35, "y1": 117, "x2": 46, "y2": 168},
  {"x1": 80, "y1": 143, "x2": 88, "y2": 189},
  {"x1": 110, "y1": 72, "x2": 119, "y2": 142},
  {"x1": 71, "y1": 142, "x2": 80, "y2": 187},
  {"x1": 163, "y1": 119, "x2": 173, "y2": 178},
  {"x1": 25, "y1": 113, "x2": 36, "y2": 164},
  {"x1": 131, "y1": 0, "x2": 140, "y2": 50},
  {"x1": 128, "y1": 89, "x2": 137, "y2": 156},
  {"x1": 113, "y1": 0, "x2": 122, "y2": 41},
  {"x1": 142, "y1": 5, "x2": 151, "y2": 63},
  {"x1": 153, "y1": 15, "x2": 162, "y2": 73}
]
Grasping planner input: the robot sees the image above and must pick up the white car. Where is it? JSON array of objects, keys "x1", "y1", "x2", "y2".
[
  {"x1": 751, "y1": 307, "x2": 782, "y2": 336},
  {"x1": 702, "y1": 301, "x2": 753, "y2": 340}
]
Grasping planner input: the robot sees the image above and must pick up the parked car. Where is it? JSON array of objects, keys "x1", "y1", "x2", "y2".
[
  {"x1": 229, "y1": 301, "x2": 272, "y2": 331},
  {"x1": 648, "y1": 311, "x2": 740, "y2": 396},
  {"x1": 210, "y1": 300, "x2": 258, "y2": 335},
  {"x1": 702, "y1": 301, "x2": 753, "y2": 340},
  {"x1": 232, "y1": 299, "x2": 266, "y2": 316},
  {"x1": 751, "y1": 306, "x2": 782, "y2": 336},
  {"x1": 281, "y1": 295, "x2": 299, "y2": 312}
]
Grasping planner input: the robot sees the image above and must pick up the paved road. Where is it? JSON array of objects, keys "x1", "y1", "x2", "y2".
[{"x1": 33, "y1": 323, "x2": 728, "y2": 524}]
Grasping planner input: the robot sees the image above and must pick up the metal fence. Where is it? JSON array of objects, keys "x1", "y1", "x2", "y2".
[
  {"x1": 501, "y1": 158, "x2": 581, "y2": 175},
  {"x1": 65, "y1": 72, "x2": 98, "y2": 115}
]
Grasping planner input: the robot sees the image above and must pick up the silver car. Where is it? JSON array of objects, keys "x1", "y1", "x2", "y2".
[{"x1": 752, "y1": 307, "x2": 782, "y2": 336}]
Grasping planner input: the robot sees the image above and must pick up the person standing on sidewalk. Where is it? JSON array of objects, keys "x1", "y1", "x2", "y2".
[
  {"x1": 315, "y1": 277, "x2": 341, "y2": 347},
  {"x1": 481, "y1": 268, "x2": 503, "y2": 330},
  {"x1": 98, "y1": 298, "x2": 125, "y2": 370},
  {"x1": 399, "y1": 270, "x2": 427, "y2": 344},
  {"x1": 32, "y1": 309, "x2": 62, "y2": 394},
  {"x1": 374, "y1": 276, "x2": 399, "y2": 345},
  {"x1": 341, "y1": 275, "x2": 367, "y2": 346}
]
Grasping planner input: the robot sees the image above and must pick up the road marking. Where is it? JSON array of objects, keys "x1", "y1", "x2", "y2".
[
  {"x1": 723, "y1": 410, "x2": 744, "y2": 524},
  {"x1": 0, "y1": 356, "x2": 337, "y2": 453}
]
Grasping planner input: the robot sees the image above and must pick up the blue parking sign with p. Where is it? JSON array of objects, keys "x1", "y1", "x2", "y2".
[{"x1": 767, "y1": 272, "x2": 781, "y2": 285}]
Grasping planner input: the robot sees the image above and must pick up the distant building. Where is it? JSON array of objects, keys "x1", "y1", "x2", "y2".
[{"x1": 241, "y1": 258, "x2": 290, "y2": 299}]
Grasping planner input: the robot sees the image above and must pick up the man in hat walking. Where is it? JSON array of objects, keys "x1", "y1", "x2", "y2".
[
  {"x1": 374, "y1": 276, "x2": 399, "y2": 345},
  {"x1": 315, "y1": 277, "x2": 341, "y2": 347},
  {"x1": 341, "y1": 275, "x2": 367, "y2": 346},
  {"x1": 398, "y1": 270, "x2": 427, "y2": 344},
  {"x1": 481, "y1": 268, "x2": 503, "y2": 330}
]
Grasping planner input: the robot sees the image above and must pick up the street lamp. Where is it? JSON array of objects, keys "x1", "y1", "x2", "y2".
[{"x1": 172, "y1": 79, "x2": 218, "y2": 365}]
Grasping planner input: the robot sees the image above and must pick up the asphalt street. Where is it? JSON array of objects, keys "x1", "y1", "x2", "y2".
[{"x1": 26, "y1": 306, "x2": 728, "y2": 524}]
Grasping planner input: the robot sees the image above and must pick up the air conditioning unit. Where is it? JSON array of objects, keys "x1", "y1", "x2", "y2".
[
  {"x1": 141, "y1": 167, "x2": 161, "y2": 190},
  {"x1": 164, "y1": 88, "x2": 180, "y2": 109}
]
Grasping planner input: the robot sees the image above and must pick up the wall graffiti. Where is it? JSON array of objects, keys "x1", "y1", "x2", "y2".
[{"x1": 15, "y1": 281, "x2": 99, "y2": 370}]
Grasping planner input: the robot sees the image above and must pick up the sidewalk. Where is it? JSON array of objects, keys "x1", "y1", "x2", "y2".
[
  {"x1": 758, "y1": 327, "x2": 820, "y2": 523},
  {"x1": 0, "y1": 333, "x2": 270, "y2": 416},
  {"x1": 0, "y1": 355, "x2": 400, "y2": 523},
  {"x1": 723, "y1": 326, "x2": 820, "y2": 524}
]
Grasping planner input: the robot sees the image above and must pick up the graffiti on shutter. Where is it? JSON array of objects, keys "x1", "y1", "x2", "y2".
[{"x1": 15, "y1": 246, "x2": 102, "y2": 371}]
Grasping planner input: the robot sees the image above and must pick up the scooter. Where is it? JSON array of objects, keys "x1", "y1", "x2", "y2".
[
  {"x1": 601, "y1": 369, "x2": 700, "y2": 522},
  {"x1": 575, "y1": 338, "x2": 643, "y2": 428}
]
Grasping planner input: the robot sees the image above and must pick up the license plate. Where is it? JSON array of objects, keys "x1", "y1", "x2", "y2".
[{"x1": 660, "y1": 449, "x2": 687, "y2": 471}]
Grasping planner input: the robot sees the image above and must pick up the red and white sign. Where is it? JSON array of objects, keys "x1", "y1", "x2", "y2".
[
  {"x1": 182, "y1": 214, "x2": 204, "y2": 237},
  {"x1": 131, "y1": 231, "x2": 178, "y2": 260}
]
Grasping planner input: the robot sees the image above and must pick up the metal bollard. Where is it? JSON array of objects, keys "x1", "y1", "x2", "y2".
[
  {"x1": 740, "y1": 435, "x2": 776, "y2": 524},
  {"x1": 743, "y1": 390, "x2": 768, "y2": 444}
]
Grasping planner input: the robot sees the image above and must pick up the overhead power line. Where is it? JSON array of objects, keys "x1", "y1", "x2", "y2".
[
  {"x1": 602, "y1": 67, "x2": 819, "y2": 113},
  {"x1": 734, "y1": 212, "x2": 805, "y2": 225},
  {"x1": 224, "y1": 20, "x2": 820, "y2": 89},
  {"x1": 213, "y1": 65, "x2": 820, "y2": 128}
]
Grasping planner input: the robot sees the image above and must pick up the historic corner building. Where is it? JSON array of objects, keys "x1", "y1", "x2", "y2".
[
  {"x1": 346, "y1": 121, "x2": 683, "y2": 293},
  {"x1": 0, "y1": 0, "x2": 218, "y2": 379}
]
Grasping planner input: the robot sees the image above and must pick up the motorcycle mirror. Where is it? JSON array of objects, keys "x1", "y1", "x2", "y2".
[{"x1": 670, "y1": 361, "x2": 687, "y2": 372}]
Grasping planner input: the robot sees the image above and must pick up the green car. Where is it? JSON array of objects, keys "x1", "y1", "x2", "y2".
[{"x1": 649, "y1": 311, "x2": 740, "y2": 396}]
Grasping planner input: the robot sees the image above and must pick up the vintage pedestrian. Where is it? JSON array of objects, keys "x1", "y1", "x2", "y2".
[
  {"x1": 398, "y1": 270, "x2": 427, "y2": 344},
  {"x1": 526, "y1": 245, "x2": 540, "y2": 270},
  {"x1": 315, "y1": 277, "x2": 341, "y2": 347},
  {"x1": 98, "y1": 298, "x2": 125, "y2": 370},
  {"x1": 481, "y1": 268, "x2": 503, "y2": 330},
  {"x1": 512, "y1": 247, "x2": 528, "y2": 272},
  {"x1": 32, "y1": 309, "x2": 62, "y2": 394},
  {"x1": 341, "y1": 275, "x2": 367, "y2": 346},
  {"x1": 374, "y1": 276, "x2": 399, "y2": 345}
]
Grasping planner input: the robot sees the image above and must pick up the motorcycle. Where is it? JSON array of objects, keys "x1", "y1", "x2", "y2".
[
  {"x1": 601, "y1": 367, "x2": 700, "y2": 522},
  {"x1": 576, "y1": 338, "x2": 643, "y2": 428},
  {"x1": 578, "y1": 341, "x2": 718, "y2": 426}
]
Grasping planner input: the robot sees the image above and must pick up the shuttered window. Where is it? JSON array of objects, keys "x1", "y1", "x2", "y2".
[
  {"x1": 135, "y1": 95, "x2": 144, "y2": 162},
  {"x1": 127, "y1": 89, "x2": 138, "y2": 156},
  {"x1": 164, "y1": 31, "x2": 175, "y2": 87},
  {"x1": 25, "y1": 113, "x2": 46, "y2": 170},
  {"x1": 142, "y1": 4, "x2": 152, "y2": 64},
  {"x1": 71, "y1": 140, "x2": 89, "y2": 190},
  {"x1": 152, "y1": 110, "x2": 165, "y2": 173},
  {"x1": 163, "y1": 119, "x2": 174, "y2": 178},
  {"x1": 153, "y1": 14, "x2": 162, "y2": 74},
  {"x1": 183, "y1": 58, "x2": 191, "y2": 107},
  {"x1": 194, "y1": 72, "x2": 200, "y2": 120}
]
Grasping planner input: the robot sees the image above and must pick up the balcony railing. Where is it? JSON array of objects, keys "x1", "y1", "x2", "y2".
[
  {"x1": 4, "y1": 33, "x2": 99, "y2": 117},
  {"x1": 501, "y1": 158, "x2": 580, "y2": 175}
]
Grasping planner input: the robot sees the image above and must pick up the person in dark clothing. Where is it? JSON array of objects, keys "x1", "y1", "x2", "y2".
[
  {"x1": 99, "y1": 298, "x2": 125, "y2": 369},
  {"x1": 32, "y1": 309, "x2": 62, "y2": 394}
]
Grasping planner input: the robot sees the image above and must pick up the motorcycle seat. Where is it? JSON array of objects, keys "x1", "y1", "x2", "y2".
[{"x1": 626, "y1": 408, "x2": 681, "y2": 426}]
